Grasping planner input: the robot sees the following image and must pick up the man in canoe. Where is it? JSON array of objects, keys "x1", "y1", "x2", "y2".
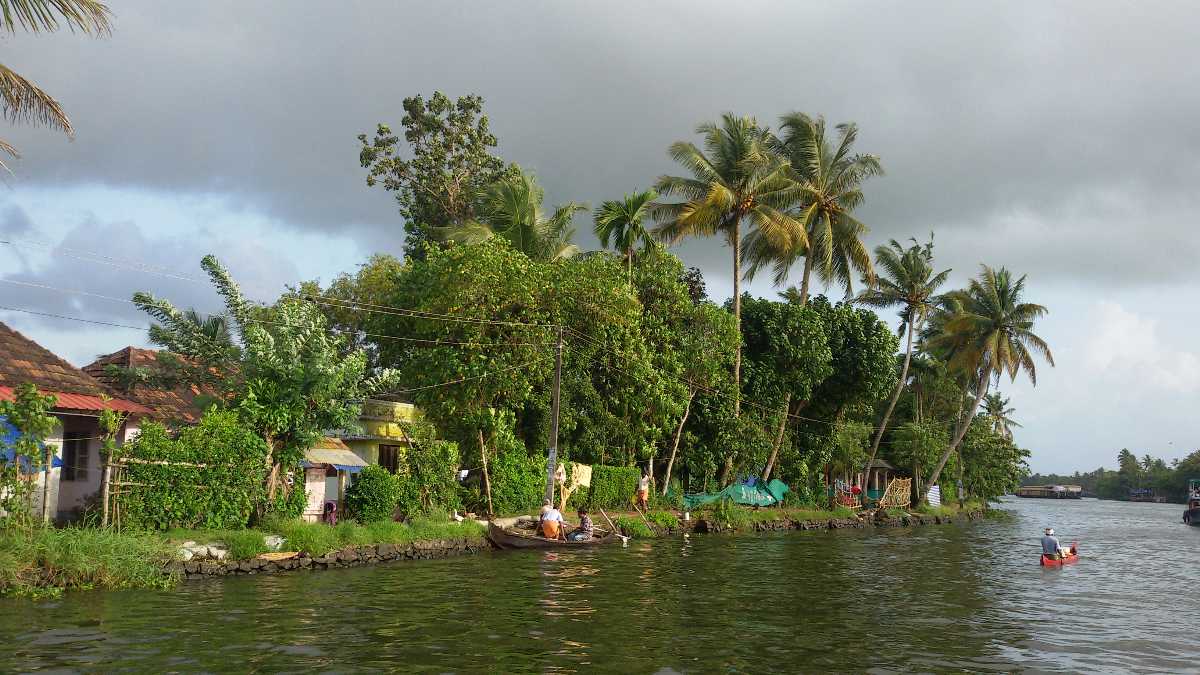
[
  {"x1": 1041, "y1": 527, "x2": 1067, "y2": 560},
  {"x1": 567, "y1": 508, "x2": 594, "y2": 541},
  {"x1": 541, "y1": 501, "x2": 566, "y2": 539}
]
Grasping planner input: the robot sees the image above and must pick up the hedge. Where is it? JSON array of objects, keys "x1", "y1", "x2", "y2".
[
  {"x1": 114, "y1": 411, "x2": 269, "y2": 530},
  {"x1": 581, "y1": 465, "x2": 641, "y2": 510}
]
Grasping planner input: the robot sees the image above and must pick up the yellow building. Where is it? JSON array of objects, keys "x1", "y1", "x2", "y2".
[{"x1": 331, "y1": 399, "x2": 420, "y2": 473}]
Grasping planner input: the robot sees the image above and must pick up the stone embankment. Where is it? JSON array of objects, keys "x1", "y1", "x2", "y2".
[
  {"x1": 173, "y1": 537, "x2": 489, "y2": 580},
  {"x1": 174, "y1": 509, "x2": 985, "y2": 580}
]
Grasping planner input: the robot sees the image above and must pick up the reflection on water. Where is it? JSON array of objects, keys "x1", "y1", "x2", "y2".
[{"x1": 3, "y1": 498, "x2": 1199, "y2": 672}]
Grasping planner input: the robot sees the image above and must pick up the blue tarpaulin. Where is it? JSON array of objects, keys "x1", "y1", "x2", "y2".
[{"x1": 0, "y1": 416, "x2": 61, "y2": 473}]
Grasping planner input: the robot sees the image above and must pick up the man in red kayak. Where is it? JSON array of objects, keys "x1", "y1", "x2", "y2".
[{"x1": 1041, "y1": 527, "x2": 1068, "y2": 559}]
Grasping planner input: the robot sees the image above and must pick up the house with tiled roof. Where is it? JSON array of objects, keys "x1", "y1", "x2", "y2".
[
  {"x1": 0, "y1": 321, "x2": 151, "y2": 521},
  {"x1": 83, "y1": 346, "x2": 214, "y2": 425}
]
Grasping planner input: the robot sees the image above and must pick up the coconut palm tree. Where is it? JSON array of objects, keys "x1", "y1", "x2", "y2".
[
  {"x1": 652, "y1": 113, "x2": 801, "y2": 414},
  {"x1": 1, "y1": 0, "x2": 111, "y2": 172},
  {"x1": 982, "y1": 392, "x2": 1021, "y2": 440},
  {"x1": 743, "y1": 113, "x2": 882, "y2": 303},
  {"x1": 854, "y1": 237, "x2": 951, "y2": 479},
  {"x1": 442, "y1": 170, "x2": 585, "y2": 262},
  {"x1": 923, "y1": 266, "x2": 1054, "y2": 493},
  {"x1": 594, "y1": 189, "x2": 657, "y2": 285}
]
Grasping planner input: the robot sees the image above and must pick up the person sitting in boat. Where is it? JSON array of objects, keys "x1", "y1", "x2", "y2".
[
  {"x1": 567, "y1": 508, "x2": 594, "y2": 541},
  {"x1": 1041, "y1": 527, "x2": 1066, "y2": 559},
  {"x1": 541, "y1": 503, "x2": 566, "y2": 539}
]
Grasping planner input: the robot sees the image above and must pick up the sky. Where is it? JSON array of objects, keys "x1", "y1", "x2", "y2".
[{"x1": 1, "y1": 1, "x2": 1198, "y2": 473}]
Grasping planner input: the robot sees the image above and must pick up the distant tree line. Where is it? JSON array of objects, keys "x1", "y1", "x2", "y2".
[{"x1": 1024, "y1": 448, "x2": 1200, "y2": 503}]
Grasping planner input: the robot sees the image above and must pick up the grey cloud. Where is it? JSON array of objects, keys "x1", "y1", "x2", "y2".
[{"x1": 3, "y1": 0, "x2": 1200, "y2": 289}]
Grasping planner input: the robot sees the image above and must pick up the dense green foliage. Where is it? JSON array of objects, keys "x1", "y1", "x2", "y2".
[
  {"x1": 582, "y1": 465, "x2": 641, "y2": 510},
  {"x1": 344, "y1": 466, "x2": 402, "y2": 523},
  {"x1": 0, "y1": 383, "x2": 58, "y2": 529},
  {"x1": 114, "y1": 411, "x2": 270, "y2": 530}
]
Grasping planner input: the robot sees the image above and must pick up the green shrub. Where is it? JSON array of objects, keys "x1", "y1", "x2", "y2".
[
  {"x1": 645, "y1": 510, "x2": 680, "y2": 530},
  {"x1": 615, "y1": 516, "x2": 653, "y2": 538},
  {"x1": 114, "y1": 411, "x2": 270, "y2": 530},
  {"x1": 585, "y1": 465, "x2": 641, "y2": 509},
  {"x1": 344, "y1": 466, "x2": 401, "y2": 523},
  {"x1": 487, "y1": 446, "x2": 544, "y2": 515}
]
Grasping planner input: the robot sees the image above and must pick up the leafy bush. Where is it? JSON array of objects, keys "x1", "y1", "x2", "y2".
[
  {"x1": 615, "y1": 516, "x2": 653, "y2": 538},
  {"x1": 394, "y1": 421, "x2": 461, "y2": 518},
  {"x1": 115, "y1": 412, "x2": 270, "y2": 530},
  {"x1": 585, "y1": 465, "x2": 641, "y2": 509},
  {"x1": 344, "y1": 466, "x2": 401, "y2": 523},
  {"x1": 645, "y1": 510, "x2": 680, "y2": 530}
]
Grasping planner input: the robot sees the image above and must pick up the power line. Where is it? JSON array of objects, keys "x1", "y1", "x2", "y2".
[
  {"x1": 375, "y1": 357, "x2": 552, "y2": 395},
  {"x1": 0, "y1": 280, "x2": 559, "y2": 349},
  {"x1": 0, "y1": 305, "x2": 146, "y2": 331},
  {"x1": 1, "y1": 238, "x2": 558, "y2": 330}
]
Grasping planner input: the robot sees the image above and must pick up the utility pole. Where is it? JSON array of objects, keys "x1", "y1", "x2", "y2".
[{"x1": 545, "y1": 326, "x2": 563, "y2": 504}]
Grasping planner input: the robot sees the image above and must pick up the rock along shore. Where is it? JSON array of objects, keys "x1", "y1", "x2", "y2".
[{"x1": 174, "y1": 508, "x2": 986, "y2": 581}]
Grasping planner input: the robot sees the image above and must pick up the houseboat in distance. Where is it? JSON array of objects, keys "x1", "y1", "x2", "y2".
[{"x1": 1015, "y1": 484, "x2": 1083, "y2": 499}]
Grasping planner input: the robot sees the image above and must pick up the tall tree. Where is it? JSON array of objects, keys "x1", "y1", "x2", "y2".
[
  {"x1": 134, "y1": 256, "x2": 398, "y2": 516},
  {"x1": 746, "y1": 113, "x2": 882, "y2": 303},
  {"x1": 359, "y1": 92, "x2": 514, "y2": 258},
  {"x1": 923, "y1": 266, "x2": 1054, "y2": 494},
  {"x1": 441, "y1": 169, "x2": 585, "y2": 262},
  {"x1": 0, "y1": 0, "x2": 111, "y2": 172},
  {"x1": 982, "y1": 392, "x2": 1021, "y2": 440},
  {"x1": 594, "y1": 189, "x2": 657, "y2": 285},
  {"x1": 652, "y1": 113, "x2": 801, "y2": 415},
  {"x1": 854, "y1": 237, "x2": 950, "y2": 480}
]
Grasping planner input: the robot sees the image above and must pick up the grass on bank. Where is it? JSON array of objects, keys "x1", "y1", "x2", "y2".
[
  {"x1": 162, "y1": 516, "x2": 488, "y2": 558},
  {"x1": 0, "y1": 527, "x2": 178, "y2": 598}
]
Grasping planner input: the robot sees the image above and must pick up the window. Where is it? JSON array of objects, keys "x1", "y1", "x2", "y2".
[
  {"x1": 378, "y1": 445, "x2": 402, "y2": 474},
  {"x1": 61, "y1": 432, "x2": 89, "y2": 481}
]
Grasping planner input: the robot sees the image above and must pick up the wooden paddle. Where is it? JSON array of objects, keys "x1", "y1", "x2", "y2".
[{"x1": 598, "y1": 508, "x2": 630, "y2": 543}]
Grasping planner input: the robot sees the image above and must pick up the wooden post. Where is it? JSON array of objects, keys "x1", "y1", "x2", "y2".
[
  {"x1": 545, "y1": 326, "x2": 563, "y2": 505},
  {"x1": 101, "y1": 462, "x2": 112, "y2": 528},
  {"x1": 479, "y1": 429, "x2": 494, "y2": 517},
  {"x1": 337, "y1": 471, "x2": 347, "y2": 508}
]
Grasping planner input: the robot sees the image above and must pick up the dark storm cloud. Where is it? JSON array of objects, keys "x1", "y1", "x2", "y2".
[{"x1": 3, "y1": 1, "x2": 1200, "y2": 287}]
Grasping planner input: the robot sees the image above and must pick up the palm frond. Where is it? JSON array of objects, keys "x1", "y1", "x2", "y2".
[{"x1": 0, "y1": 0, "x2": 111, "y2": 34}]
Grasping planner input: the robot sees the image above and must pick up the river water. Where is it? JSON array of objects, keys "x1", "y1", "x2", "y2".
[{"x1": 2, "y1": 498, "x2": 1198, "y2": 672}]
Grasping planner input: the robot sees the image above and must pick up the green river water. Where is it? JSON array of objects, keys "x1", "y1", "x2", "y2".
[{"x1": 2, "y1": 497, "x2": 1198, "y2": 672}]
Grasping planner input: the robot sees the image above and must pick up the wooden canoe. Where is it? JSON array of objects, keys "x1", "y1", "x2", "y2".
[{"x1": 487, "y1": 521, "x2": 620, "y2": 549}]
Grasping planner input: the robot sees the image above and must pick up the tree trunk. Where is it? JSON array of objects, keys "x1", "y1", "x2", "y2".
[
  {"x1": 718, "y1": 454, "x2": 734, "y2": 486},
  {"x1": 762, "y1": 394, "x2": 791, "y2": 482},
  {"x1": 627, "y1": 248, "x2": 633, "y2": 287},
  {"x1": 955, "y1": 446, "x2": 966, "y2": 506},
  {"x1": 662, "y1": 389, "x2": 695, "y2": 496},
  {"x1": 732, "y1": 219, "x2": 742, "y2": 417},
  {"x1": 924, "y1": 374, "x2": 991, "y2": 498},
  {"x1": 478, "y1": 429, "x2": 494, "y2": 517},
  {"x1": 798, "y1": 254, "x2": 814, "y2": 306},
  {"x1": 861, "y1": 316, "x2": 913, "y2": 482}
]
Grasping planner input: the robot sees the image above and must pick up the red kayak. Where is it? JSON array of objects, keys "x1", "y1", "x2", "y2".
[{"x1": 1040, "y1": 543, "x2": 1079, "y2": 567}]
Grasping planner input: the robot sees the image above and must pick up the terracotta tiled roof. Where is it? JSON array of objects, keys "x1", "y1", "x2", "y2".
[
  {"x1": 83, "y1": 347, "x2": 213, "y2": 424},
  {"x1": 0, "y1": 321, "x2": 113, "y2": 397},
  {"x1": 0, "y1": 321, "x2": 150, "y2": 413},
  {"x1": 0, "y1": 386, "x2": 151, "y2": 413}
]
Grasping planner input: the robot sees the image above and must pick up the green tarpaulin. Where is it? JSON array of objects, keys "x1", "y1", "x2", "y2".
[{"x1": 681, "y1": 479, "x2": 790, "y2": 510}]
